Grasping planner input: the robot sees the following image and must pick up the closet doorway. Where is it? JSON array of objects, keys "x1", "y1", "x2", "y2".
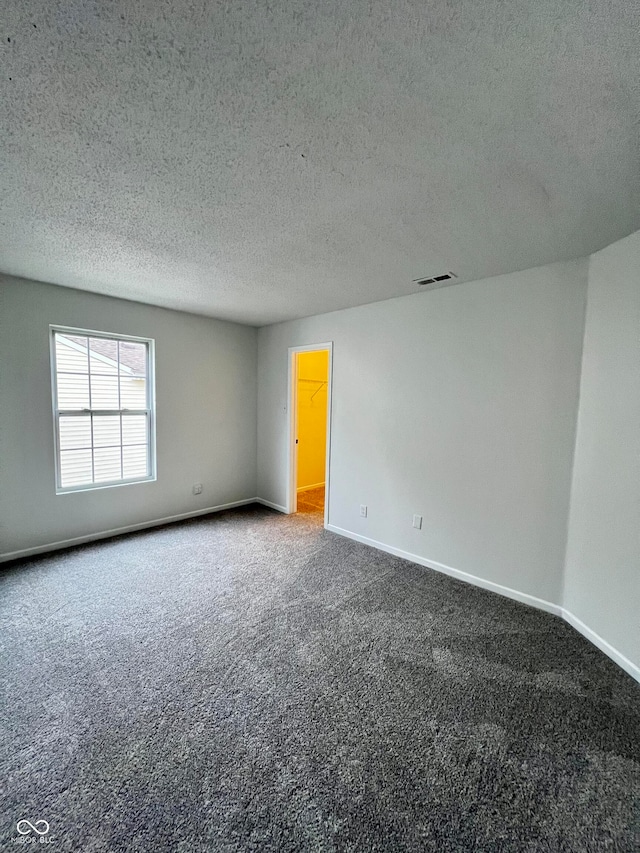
[{"x1": 287, "y1": 343, "x2": 333, "y2": 525}]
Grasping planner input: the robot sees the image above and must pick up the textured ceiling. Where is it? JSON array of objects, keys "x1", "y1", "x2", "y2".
[{"x1": 2, "y1": 1, "x2": 639, "y2": 325}]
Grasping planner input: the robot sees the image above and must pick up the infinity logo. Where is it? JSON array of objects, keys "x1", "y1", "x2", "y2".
[{"x1": 16, "y1": 819, "x2": 50, "y2": 836}]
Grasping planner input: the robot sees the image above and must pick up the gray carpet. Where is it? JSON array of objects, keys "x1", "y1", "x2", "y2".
[{"x1": 1, "y1": 504, "x2": 638, "y2": 852}]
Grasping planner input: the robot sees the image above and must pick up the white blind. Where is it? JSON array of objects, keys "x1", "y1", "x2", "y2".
[{"x1": 52, "y1": 330, "x2": 154, "y2": 490}]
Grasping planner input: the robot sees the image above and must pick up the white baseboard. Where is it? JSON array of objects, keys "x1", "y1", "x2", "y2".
[
  {"x1": 297, "y1": 482, "x2": 325, "y2": 493},
  {"x1": 326, "y1": 524, "x2": 561, "y2": 616},
  {"x1": 255, "y1": 498, "x2": 288, "y2": 513},
  {"x1": 560, "y1": 608, "x2": 639, "y2": 683},
  {"x1": 326, "y1": 523, "x2": 639, "y2": 683},
  {"x1": 0, "y1": 498, "x2": 259, "y2": 563}
]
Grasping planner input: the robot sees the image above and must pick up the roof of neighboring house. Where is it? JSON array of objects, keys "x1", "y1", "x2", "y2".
[{"x1": 65, "y1": 335, "x2": 147, "y2": 375}]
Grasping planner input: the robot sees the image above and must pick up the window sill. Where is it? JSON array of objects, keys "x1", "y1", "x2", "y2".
[{"x1": 55, "y1": 475, "x2": 157, "y2": 495}]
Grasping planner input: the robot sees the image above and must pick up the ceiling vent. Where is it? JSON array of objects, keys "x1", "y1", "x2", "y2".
[{"x1": 414, "y1": 272, "x2": 457, "y2": 288}]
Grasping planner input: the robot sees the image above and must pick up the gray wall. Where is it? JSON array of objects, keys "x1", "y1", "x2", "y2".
[
  {"x1": 564, "y1": 232, "x2": 640, "y2": 670},
  {"x1": 258, "y1": 260, "x2": 588, "y2": 607},
  {"x1": 0, "y1": 276, "x2": 258, "y2": 558}
]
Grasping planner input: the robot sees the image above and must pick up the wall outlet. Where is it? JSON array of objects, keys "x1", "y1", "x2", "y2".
[
  {"x1": 360, "y1": 504, "x2": 367, "y2": 518},
  {"x1": 413, "y1": 514, "x2": 423, "y2": 530},
  {"x1": 192, "y1": 483, "x2": 203, "y2": 495}
]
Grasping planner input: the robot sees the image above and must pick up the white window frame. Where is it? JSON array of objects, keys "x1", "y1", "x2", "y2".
[{"x1": 50, "y1": 325, "x2": 157, "y2": 494}]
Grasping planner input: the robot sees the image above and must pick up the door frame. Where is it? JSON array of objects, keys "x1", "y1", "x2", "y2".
[{"x1": 286, "y1": 342, "x2": 334, "y2": 526}]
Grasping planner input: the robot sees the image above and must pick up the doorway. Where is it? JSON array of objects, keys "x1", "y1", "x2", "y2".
[{"x1": 287, "y1": 343, "x2": 333, "y2": 525}]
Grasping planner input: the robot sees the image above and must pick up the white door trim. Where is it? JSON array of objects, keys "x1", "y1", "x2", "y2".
[{"x1": 287, "y1": 342, "x2": 334, "y2": 527}]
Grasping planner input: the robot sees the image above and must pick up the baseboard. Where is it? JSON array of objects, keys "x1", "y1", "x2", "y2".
[
  {"x1": 326, "y1": 524, "x2": 639, "y2": 683},
  {"x1": 561, "y1": 609, "x2": 639, "y2": 683},
  {"x1": 326, "y1": 524, "x2": 561, "y2": 616},
  {"x1": 0, "y1": 498, "x2": 259, "y2": 563},
  {"x1": 296, "y1": 482, "x2": 325, "y2": 493},
  {"x1": 255, "y1": 498, "x2": 288, "y2": 513}
]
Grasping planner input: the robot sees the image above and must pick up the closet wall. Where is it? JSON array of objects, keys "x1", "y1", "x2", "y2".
[{"x1": 296, "y1": 350, "x2": 329, "y2": 491}]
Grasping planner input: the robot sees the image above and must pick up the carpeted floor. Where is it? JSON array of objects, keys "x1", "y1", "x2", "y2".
[
  {"x1": 1, "y1": 504, "x2": 638, "y2": 852},
  {"x1": 296, "y1": 486, "x2": 325, "y2": 515}
]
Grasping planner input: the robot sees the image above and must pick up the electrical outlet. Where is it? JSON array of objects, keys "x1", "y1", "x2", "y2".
[
  {"x1": 192, "y1": 483, "x2": 203, "y2": 495},
  {"x1": 360, "y1": 504, "x2": 367, "y2": 518},
  {"x1": 413, "y1": 514, "x2": 423, "y2": 530}
]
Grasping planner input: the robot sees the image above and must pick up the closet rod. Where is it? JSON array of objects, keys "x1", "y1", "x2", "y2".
[{"x1": 297, "y1": 377, "x2": 328, "y2": 400}]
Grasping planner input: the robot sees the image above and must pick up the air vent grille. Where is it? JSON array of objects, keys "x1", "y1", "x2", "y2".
[{"x1": 414, "y1": 272, "x2": 457, "y2": 287}]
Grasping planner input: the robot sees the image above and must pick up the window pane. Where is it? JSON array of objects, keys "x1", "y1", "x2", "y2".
[
  {"x1": 90, "y1": 374, "x2": 119, "y2": 409},
  {"x1": 122, "y1": 414, "x2": 147, "y2": 445},
  {"x1": 60, "y1": 449, "x2": 92, "y2": 487},
  {"x1": 59, "y1": 415, "x2": 91, "y2": 450},
  {"x1": 123, "y1": 445, "x2": 148, "y2": 479},
  {"x1": 119, "y1": 341, "x2": 147, "y2": 378},
  {"x1": 57, "y1": 373, "x2": 90, "y2": 410},
  {"x1": 55, "y1": 335, "x2": 89, "y2": 373},
  {"x1": 93, "y1": 415, "x2": 121, "y2": 447},
  {"x1": 120, "y1": 377, "x2": 146, "y2": 409},
  {"x1": 53, "y1": 329, "x2": 153, "y2": 491},
  {"x1": 93, "y1": 447, "x2": 122, "y2": 482},
  {"x1": 89, "y1": 338, "x2": 119, "y2": 374}
]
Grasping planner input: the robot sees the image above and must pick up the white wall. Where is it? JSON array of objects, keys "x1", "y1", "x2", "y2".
[
  {"x1": 563, "y1": 232, "x2": 640, "y2": 673},
  {"x1": 258, "y1": 260, "x2": 588, "y2": 607},
  {"x1": 0, "y1": 275, "x2": 258, "y2": 559}
]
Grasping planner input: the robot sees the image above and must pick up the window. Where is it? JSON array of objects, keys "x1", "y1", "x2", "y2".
[{"x1": 50, "y1": 326, "x2": 155, "y2": 492}]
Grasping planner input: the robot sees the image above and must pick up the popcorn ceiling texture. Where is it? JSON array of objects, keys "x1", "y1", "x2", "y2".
[{"x1": 1, "y1": 0, "x2": 639, "y2": 324}]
